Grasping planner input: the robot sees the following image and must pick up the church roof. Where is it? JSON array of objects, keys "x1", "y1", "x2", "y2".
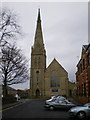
[{"x1": 46, "y1": 58, "x2": 68, "y2": 73}]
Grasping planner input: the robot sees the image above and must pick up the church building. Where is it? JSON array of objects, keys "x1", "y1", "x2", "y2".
[{"x1": 30, "y1": 9, "x2": 72, "y2": 98}]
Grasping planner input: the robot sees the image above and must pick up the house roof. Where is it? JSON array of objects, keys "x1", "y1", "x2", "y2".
[
  {"x1": 77, "y1": 43, "x2": 90, "y2": 66},
  {"x1": 83, "y1": 45, "x2": 88, "y2": 50}
]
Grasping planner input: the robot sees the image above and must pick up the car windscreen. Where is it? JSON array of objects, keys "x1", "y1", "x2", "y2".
[{"x1": 84, "y1": 103, "x2": 90, "y2": 107}]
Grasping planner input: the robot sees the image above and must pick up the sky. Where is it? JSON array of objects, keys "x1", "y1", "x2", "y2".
[{"x1": 1, "y1": 0, "x2": 89, "y2": 90}]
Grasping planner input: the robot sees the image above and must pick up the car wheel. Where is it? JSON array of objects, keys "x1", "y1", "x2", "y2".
[
  {"x1": 77, "y1": 111, "x2": 86, "y2": 119},
  {"x1": 49, "y1": 106, "x2": 54, "y2": 110}
]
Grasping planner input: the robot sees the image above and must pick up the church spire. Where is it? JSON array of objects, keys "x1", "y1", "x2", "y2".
[
  {"x1": 37, "y1": 8, "x2": 41, "y2": 22},
  {"x1": 33, "y1": 9, "x2": 45, "y2": 51}
]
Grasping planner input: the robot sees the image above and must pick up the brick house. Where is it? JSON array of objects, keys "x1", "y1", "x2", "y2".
[{"x1": 76, "y1": 44, "x2": 90, "y2": 103}]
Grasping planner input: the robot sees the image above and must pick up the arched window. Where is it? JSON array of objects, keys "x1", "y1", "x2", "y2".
[{"x1": 51, "y1": 71, "x2": 60, "y2": 87}]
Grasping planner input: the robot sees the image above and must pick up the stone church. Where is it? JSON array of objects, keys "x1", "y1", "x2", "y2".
[{"x1": 30, "y1": 9, "x2": 74, "y2": 98}]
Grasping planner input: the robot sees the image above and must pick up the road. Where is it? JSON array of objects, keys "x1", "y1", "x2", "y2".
[{"x1": 2, "y1": 99, "x2": 70, "y2": 119}]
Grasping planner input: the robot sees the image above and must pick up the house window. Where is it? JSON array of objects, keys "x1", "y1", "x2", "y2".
[
  {"x1": 88, "y1": 82, "x2": 90, "y2": 97},
  {"x1": 84, "y1": 83, "x2": 86, "y2": 96},
  {"x1": 80, "y1": 64, "x2": 82, "y2": 73},
  {"x1": 76, "y1": 87, "x2": 79, "y2": 96},
  {"x1": 88, "y1": 53, "x2": 90, "y2": 65},
  {"x1": 51, "y1": 71, "x2": 60, "y2": 87},
  {"x1": 78, "y1": 66, "x2": 80, "y2": 75},
  {"x1": 69, "y1": 89, "x2": 72, "y2": 97},
  {"x1": 79, "y1": 85, "x2": 81, "y2": 96},
  {"x1": 81, "y1": 84, "x2": 83, "y2": 96},
  {"x1": 83, "y1": 59, "x2": 85, "y2": 70}
]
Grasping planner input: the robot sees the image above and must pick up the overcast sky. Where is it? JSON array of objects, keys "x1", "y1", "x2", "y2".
[{"x1": 2, "y1": 1, "x2": 88, "y2": 90}]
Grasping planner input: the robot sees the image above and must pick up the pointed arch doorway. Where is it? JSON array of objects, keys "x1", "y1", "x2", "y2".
[{"x1": 36, "y1": 89, "x2": 40, "y2": 97}]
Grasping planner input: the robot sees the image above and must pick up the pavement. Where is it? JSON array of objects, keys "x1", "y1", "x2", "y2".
[
  {"x1": 2, "y1": 101, "x2": 21, "y2": 110},
  {"x1": 1, "y1": 99, "x2": 28, "y2": 111}
]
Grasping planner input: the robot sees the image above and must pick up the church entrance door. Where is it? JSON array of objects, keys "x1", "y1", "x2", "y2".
[{"x1": 36, "y1": 89, "x2": 40, "y2": 97}]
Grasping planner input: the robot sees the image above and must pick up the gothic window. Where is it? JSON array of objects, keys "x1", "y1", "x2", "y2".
[
  {"x1": 34, "y1": 57, "x2": 41, "y2": 66},
  {"x1": 38, "y1": 57, "x2": 41, "y2": 65},
  {"x1": 34, "y1": 57, "x2": 37, "y2": 65},
  {"x1": 51, "y1": 71, "x2": 60, "y2": 87},
  {"x1": 36, "y1": 70, "x2": 39, "y2": 84}
]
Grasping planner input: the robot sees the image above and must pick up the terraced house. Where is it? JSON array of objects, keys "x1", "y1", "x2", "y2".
[{"x1": 76, "y1": 43, "x2": 90, "y2": 103}]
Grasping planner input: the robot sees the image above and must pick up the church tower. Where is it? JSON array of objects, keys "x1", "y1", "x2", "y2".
[
  {"x1": 30, "y1": 9, "x2": 74, "y2": 99},
  {"x1": 30, "y1": 9, "x2": 46, "y2": 97}
]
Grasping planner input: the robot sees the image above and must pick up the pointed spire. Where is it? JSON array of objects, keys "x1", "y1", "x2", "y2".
[
  {"x1": 37, "y1": 8, "x2": 41, "y2": 22},
  {"x1": 33, "y1": 9, "x2": 45, "y2": 53}
]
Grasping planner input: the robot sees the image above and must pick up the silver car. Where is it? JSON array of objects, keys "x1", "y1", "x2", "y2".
[
  {"x1": 51, "y1": 95, "x2": 66, "y2": 100},
  {"x1": 69, "y1": 103, "x2": 90, "y2": 119},
  {"x1": 44, "y1": 99, "x2": 76, "y2": 110},
  {"x1": 46, "y1": 96, "x2": 66, "y2": 104}
]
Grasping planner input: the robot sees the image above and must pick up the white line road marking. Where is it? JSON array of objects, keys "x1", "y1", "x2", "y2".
[{"x1": 0, "y1": 102, "x2": 24, "y2": 112}]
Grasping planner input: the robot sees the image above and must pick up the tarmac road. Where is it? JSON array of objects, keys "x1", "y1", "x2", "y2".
[{"x1": 2, "y1": 99, "x2": 71, "y2": 120}]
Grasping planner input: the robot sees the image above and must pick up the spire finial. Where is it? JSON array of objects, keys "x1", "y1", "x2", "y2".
[
  {"x1": 38, "y1": 8, "x2": 40, "y2": 12},
  {"x1": 37, "y1": 8, "x2": 41, "y2": 22}
]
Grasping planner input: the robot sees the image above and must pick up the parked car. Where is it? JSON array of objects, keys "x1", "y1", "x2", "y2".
[
  {"x1": 46, "y1": 95, "x2": 66, "y2": 103},
  {"x1": 46, "y1": 95, "x2": 70, "y2": 105},
  {"x1": 44, "y1": 99, "x2": 76, "y2": 110},
  {"x1": 51, "y1": 95, "x2": 66, "y2": 100},
  {"x1": 69, "y1": 103, "x2": 90, "y2": 119},
  {"x1": 45, "y1": 98, "x2": 57, "y2": 105},
  {"x1": 51, "y1": 95, "x2": 59, "y2": 99},
  {"x1": 56, "y1": 96, "x2": 66, "y2": 100}
]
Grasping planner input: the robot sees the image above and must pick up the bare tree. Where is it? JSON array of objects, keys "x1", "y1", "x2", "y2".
[
  {"x1": 0, "y1": 8, "x2": 29, "y2": 97},
  {"x1": 0, "y1": 8, "x2": 21, "y2": 45},
  {"x1": 1, "y1": 44, "x2": 29, "y2": 97}
]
